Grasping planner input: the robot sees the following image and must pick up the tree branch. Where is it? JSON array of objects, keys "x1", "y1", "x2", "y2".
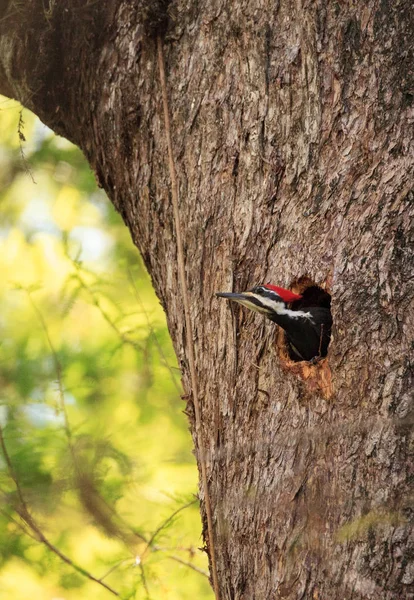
[{"x1": 0, "y1": 424, "x2": 119, "y2": 596}]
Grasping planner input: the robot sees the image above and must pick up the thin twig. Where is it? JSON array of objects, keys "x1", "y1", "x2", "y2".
[
  {"x1": 0, "y1": 429, "x2": 29, "y2": 515},
  {"x1": 143, "y1": 499, "x2": 197, "y2": 556},
  {"x1": 72, "y1": 267, "x2": 142, "y2": 352},
  {"x1": 17, "y1": 110, "x2": 36, "y2": 184},
  {"x1": 127, "y1": 269, "x2": 181, "y2": 393},
  {"x1": 99, "y1": 558, "x2": 134, "y2": 582},
  {"x1": 26, "y1": 291, "x2": 72, "y2": 444},
  {"x1": 156, "y1": 36, "x2": 220, "y2": 599},
  {"x1": 140, "y1": 562, "x2": 151, "y2": 599},
  {"x1": 0, "y1": 507, "x2": 38, "y2": 541},
  {"x1": 166, "y1": 554, "x2": 209, "y2": 578},
  {"x1": 99, "y1": 504, "x2": 207, "y2": 583}
]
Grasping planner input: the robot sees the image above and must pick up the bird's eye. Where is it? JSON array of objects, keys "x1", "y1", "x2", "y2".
[{"x1": 252, "y1": 286, "x2": 264, "y2": 295}]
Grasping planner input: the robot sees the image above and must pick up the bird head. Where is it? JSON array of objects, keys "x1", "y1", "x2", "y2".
[{"x1": 216, "y1": 284, "x2": 302, "y2": 317}]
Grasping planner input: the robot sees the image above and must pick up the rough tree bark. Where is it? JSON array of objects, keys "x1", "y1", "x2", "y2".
[{"x1": 1, "y1": 1, "x2": 413, "y2": 598}]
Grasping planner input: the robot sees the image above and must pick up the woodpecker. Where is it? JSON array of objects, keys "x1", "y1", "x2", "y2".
[{"x1": 216, "y1": 284, "x2": 332, "y2": 362}]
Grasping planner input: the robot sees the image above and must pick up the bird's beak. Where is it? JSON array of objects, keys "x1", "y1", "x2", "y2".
[
  {"x1": 216, "y1": 291, "x2": 266, "y2": 314},
  {"x1": 215, "y1": 292, "x2": 250, "y2": 301}
]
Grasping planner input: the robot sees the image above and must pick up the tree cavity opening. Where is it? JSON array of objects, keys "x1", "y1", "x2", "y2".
[
  {"x1": 277, "y1": 277, "x2": 334, "y2": 399},
  {"x1": 279, "y1": 277, "x2": 332, "y2": 364},
  {"x1": 287, "y1": 279, "x2": 332, "y2": 362}
]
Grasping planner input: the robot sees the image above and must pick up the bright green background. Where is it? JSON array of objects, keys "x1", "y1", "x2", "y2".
[{"x1": 0, "y1": 97, "x2": 212, "y2": 600}]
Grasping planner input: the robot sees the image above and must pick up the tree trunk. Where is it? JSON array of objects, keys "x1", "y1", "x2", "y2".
[{"x1": 1, "y1": 1, "x2": 413, "y2": 598}]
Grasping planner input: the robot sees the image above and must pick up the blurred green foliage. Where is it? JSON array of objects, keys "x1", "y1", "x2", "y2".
[{"x1": 0, "y1": 97, "x2": 212, "y2": 600}]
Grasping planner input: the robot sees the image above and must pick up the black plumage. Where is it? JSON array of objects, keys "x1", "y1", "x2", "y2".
[{"x1": 268, "y1": 305, "x2": 332, "y2": 361}]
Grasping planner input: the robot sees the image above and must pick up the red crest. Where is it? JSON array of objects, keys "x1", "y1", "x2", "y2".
[{"x1": 264, "y1": 284, "x2": 302, "y2": 303}]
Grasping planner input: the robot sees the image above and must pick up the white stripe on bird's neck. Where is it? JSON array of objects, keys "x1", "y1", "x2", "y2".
[
  {"x1": 255, "y1": 295, "x2": 313, "y2": 320},
  {"x1": 274, "y1": 304, "x2": 313, "y2": 320}
]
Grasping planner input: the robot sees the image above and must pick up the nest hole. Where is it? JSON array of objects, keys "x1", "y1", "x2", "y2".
[
  {"x1": 287, "y1": 279, "x2": 332, "y2": 362},
  {"x1": 277, "y1": 277, "x2": 333, "y2": 399},
  {"x1": 291, "y1": 285, "x2": 331, "y2": 311}
]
